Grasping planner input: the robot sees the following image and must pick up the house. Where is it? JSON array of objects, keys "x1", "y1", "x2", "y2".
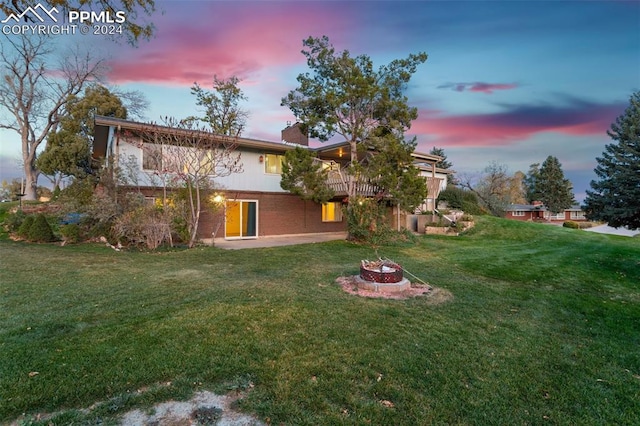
[
  {"x1": 92, "y1": 116, "x2": 449, "y2": 241},
  {"x1": 505, "y1": 202, "x2": 587, "y2": 222}
]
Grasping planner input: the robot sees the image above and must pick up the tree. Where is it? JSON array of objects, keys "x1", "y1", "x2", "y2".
[
  {"x1": 429, "y1": 146, "x2": 457, "y2": 186},
  {"x1": 437, "y1": 185, "x2": 484, "y2": 215},
  {"x1": 0, "y1": 35, "x2": 104, "y2": 200},
  {"x1": 429, "y1": 147, "x2": 453, "y2": 170},
  {"x1": 508, "y1": 171, "x2": 527, "y2": 205},
  {"x1": 281, "y1": 35, "x2": 427, "y2": 238},
  {"x1": 584, "y1": 92, "x2": 640, "y2": 229},
  {"x1": 366, "y1": 132, "x2": 426, "y2": 213},
  {"x1": 189, "y1": 76, "x2": 248, "y2": 137},
  {"x1": 0, "y1": 0, "x2": 156, "y2": 44},
  {"x1": 137, "y1": 118, "x2": 243, "y2": 248},
  {"x1": 536, "y1": 156, "x2": 575, "y2": 214},
  {"x1": 463, "y1": 161, "x2": 512, "y2": 216},
  {"x1": 280, "y1": 146, "x2": 335, "y2": 203},
  {"x1": 523, "y1": 163, "x2": 542, "y2": 203},
  {"x1": 37, "y1": 85, "x2": 129, "y2": 188}
]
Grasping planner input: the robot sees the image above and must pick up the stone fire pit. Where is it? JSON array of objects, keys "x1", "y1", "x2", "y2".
[{"x1": 356, "y1": 259, "x2": 411, "y2": 293}]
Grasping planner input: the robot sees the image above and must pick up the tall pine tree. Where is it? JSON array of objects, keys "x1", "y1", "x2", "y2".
[
  {"x1": 537, "y1": 156, "x2": 575, "y2": 214},
  {"x1": 525, "y1": 156, "x2": 575, "y2": 213},
  {"x1": 584, "y1": 92, "x2": 640, "y2": 229}
]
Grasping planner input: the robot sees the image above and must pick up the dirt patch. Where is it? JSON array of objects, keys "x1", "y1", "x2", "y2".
[
  {"x1": 11, "y1": 390, "x2": 264, "y2": 426},
  {"x1": 336, "y1": 276, "x2": 453, "y2": 304},
  {"x1": 120, "y1": 390, "x2": 264, "y2": 425}
]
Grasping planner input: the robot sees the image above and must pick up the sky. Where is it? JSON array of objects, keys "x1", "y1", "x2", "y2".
[{"x1": 1, "y1": 0, "x2": 639, "y2": 202}]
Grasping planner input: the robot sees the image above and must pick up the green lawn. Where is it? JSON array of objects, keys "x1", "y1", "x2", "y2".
[{"x1": 1, "y1": 216, "x2": 639, "y2": 425}]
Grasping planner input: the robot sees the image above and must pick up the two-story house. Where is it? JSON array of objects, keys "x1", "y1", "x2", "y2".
[{"x1": 93, "y1": 116, "x2": 449, "y2": 241}]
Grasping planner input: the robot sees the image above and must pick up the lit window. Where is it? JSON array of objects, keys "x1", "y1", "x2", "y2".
[
  {"x1": 265, "y1": 154, "x2": 284, "y2": 174},
  {"x1": 322, "y1": 202, "x2": 343, "y2": 222},
  {"x1": 321, "y1": 160, "x2": 340, "y2": 171}
]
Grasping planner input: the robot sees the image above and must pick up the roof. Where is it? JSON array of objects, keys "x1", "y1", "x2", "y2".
[
  {"x1": 507, "y1": 204, "x2": 547, "y2": 212},
  {"x1": 93, "y1": 116, "x2": 446, "y2": 167},
  {"x1": 93, "y1": 116, "x2": 310, "y2": 158},
  {"x1": 506, "y1": 204, "x2": 585, "y2": 212}
]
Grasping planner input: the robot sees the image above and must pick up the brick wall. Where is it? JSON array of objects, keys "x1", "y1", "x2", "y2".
[{"x1": 199, "y1": 191, "x2": 346, "y2": 237}]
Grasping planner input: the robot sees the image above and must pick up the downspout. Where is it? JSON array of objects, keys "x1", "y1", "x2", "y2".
[
  {"x1": 432, "y1": 162, "x2": 436, "y2": 211},
  {"x1": 114, "y1": 125, "x2": 121, "y2": 204}
]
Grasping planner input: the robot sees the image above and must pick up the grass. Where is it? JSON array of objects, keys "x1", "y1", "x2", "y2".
[{"x1": 1, "y1": 214, "x2": 639, "y2": 425}]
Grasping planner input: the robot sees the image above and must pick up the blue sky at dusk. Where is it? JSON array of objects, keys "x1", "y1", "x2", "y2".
[{"x1": 1, "y1": 0, "x2": 639, "y2": 202}]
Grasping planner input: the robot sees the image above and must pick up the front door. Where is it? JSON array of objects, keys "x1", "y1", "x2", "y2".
[{"x1": 225, "y1": 200, "x2": 258, "y2": 239}]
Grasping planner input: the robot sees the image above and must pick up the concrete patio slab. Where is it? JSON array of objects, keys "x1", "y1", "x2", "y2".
[{"x1": 206, "y1": 232, "x2": 348, "y2": 250}]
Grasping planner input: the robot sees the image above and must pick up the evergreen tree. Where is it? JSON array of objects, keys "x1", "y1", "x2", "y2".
[
  {"x1": 367, "y1": 132, "x2": 427, "y2": 213},
  {"x1": 584, "y1": 92, "x2": 640, "y2": 229},
  {"x1": 523, "y1": 162, "x2": 542, "y2": 203},
  {"x1": 280, "y1": 146, "x2": 335, "y2": 203},
  {"x1": 281, "y1": 35, "x2": 427, "y2": 240},
  {"x1": 37, "y1": 85, "x2": 128, "y2": 187},
  {"x1": 429, "y1": 146, "x2": 457, "y2": 185},
  {"x1": 537, "y1": 156, "x2": 575, "y2": 213}
]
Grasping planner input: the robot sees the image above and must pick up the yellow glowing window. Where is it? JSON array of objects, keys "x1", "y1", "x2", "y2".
[
  {"x1": 322, "y1": 202, "x2": 342, "y2": 222},
  {"x1": 264, "y1": 154, "x2": 284, "y2": 174}
]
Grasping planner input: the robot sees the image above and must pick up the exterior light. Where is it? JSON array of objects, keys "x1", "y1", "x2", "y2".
[
  {"x1": 212, "y1": 194, "x2": 224, "y2": 204},
  {"x1": 259, "y1": 155, "x2": 264, "y2": 163}
]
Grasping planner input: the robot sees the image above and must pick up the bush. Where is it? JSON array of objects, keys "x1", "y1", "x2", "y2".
[
  {"x1": 60, "y1": 224, "x2": 82, "y2": 244},
  {"x1": 437, "y1": 186, "x2": 485, "y2": 215},
  {"x1": 563, "y1": 221, "x2": 580, "y2": 229},
  {"x1": 17, "y1": 215, "x2": 34, "y2": 239},
  {"x1": 4, "y1": 209, "x2": 26, "y2": 233},
  {"x1": 28, "y1": 214, "x2": 55, "y2": 242}
]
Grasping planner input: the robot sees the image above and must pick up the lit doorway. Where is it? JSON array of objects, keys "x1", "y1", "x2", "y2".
[{"x1": 225, "y1": 200, "x2": 258, "y2": 239}]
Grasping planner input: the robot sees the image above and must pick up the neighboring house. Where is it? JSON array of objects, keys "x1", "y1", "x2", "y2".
[
  {"x1": 93, "y1": 116, "x2": 449, "y2": 240},
  {"x1": 505, "y1": 202, "x2": 587, "y2": 222}
]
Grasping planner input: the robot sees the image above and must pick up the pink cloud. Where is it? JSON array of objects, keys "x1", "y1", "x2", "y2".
[
  {"x1": 412, "y1": 100, "x2": 624, "y2": 147},
  {"x1": 106, "y1": 3, "x2": 353, "y2": 85}
]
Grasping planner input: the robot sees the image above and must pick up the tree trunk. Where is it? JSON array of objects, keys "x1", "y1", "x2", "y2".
[
  {"x1": 346, "y1": 139, "x2": 359, "y2": 240},
  {"x1": 22, "y1": 158, "x2": 39, "y2": 201}
]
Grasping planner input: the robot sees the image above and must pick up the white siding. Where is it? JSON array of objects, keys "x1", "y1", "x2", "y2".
[{"x1": 115, "y1": 139, "x2": 287, "y2": 193}]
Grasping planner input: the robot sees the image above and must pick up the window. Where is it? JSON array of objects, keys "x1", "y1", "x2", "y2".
[
  {"x1": 321, "y1": 160, "x2": 340, "y2": 171},
  {"x1": 512, "y1": 210, "x2": 525, "y2": 217},
  {"x1": 545, "y1": 212, "x2": 565, "y2": 220},
  {"x1": 265, "y1": 154, "x2": 284, "y2": 174},
  {"x1": 570, "y1": 211, "x2": 585, "y2": 220},
  {"x1": 322, "y1": 202, "x2": 343, "y2": 222},
  {"x1": 143, "y1": 144, "x2": 163, "y2": 171}
]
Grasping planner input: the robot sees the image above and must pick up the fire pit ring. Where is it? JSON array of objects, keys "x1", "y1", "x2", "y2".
[
  {"x1": 356, "y1": 260, "x2": 410, "y2": 293},
  {"x1": 360, "y1": 263, "x2": 403, "y2": 283}
]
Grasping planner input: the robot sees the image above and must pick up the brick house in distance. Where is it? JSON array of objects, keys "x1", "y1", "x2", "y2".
[
  {"x1": 505, "y1": 201, "x2": 587, "y2": 223},
  {"x1": 93, "y1": 116, "x2": 449, "y2": 242}
]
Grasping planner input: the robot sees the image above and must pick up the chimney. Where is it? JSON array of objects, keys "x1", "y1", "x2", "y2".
[{"x1": 281, "y1": 122, "x2": 308, "y2": 146}]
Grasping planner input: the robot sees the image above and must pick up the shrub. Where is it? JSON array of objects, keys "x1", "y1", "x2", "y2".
[
  {"x1": 60, "y1": 224, "x2": 82, "y2": 244},
  {"x1": 17, "y1": 215, "x2": 34, "y2": 239},
  {"x1": 4, "y1": 209, "x2": 26, "y2": 233},
  {"x1": 28, "y1": 214, "x2": 55, "y2": 242},
  {"x1": 563, "y1": 221, "x2": 580, "y2": 229},
  {"x1": 460, "y1": 213, "x2": 474, "y2": 222},
  {"x1": 112, "y1": 204, "x2": 172, "y2": 250},
  {"x1": 437, "y1": 186, "x2": 485, "y2": 215}
]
